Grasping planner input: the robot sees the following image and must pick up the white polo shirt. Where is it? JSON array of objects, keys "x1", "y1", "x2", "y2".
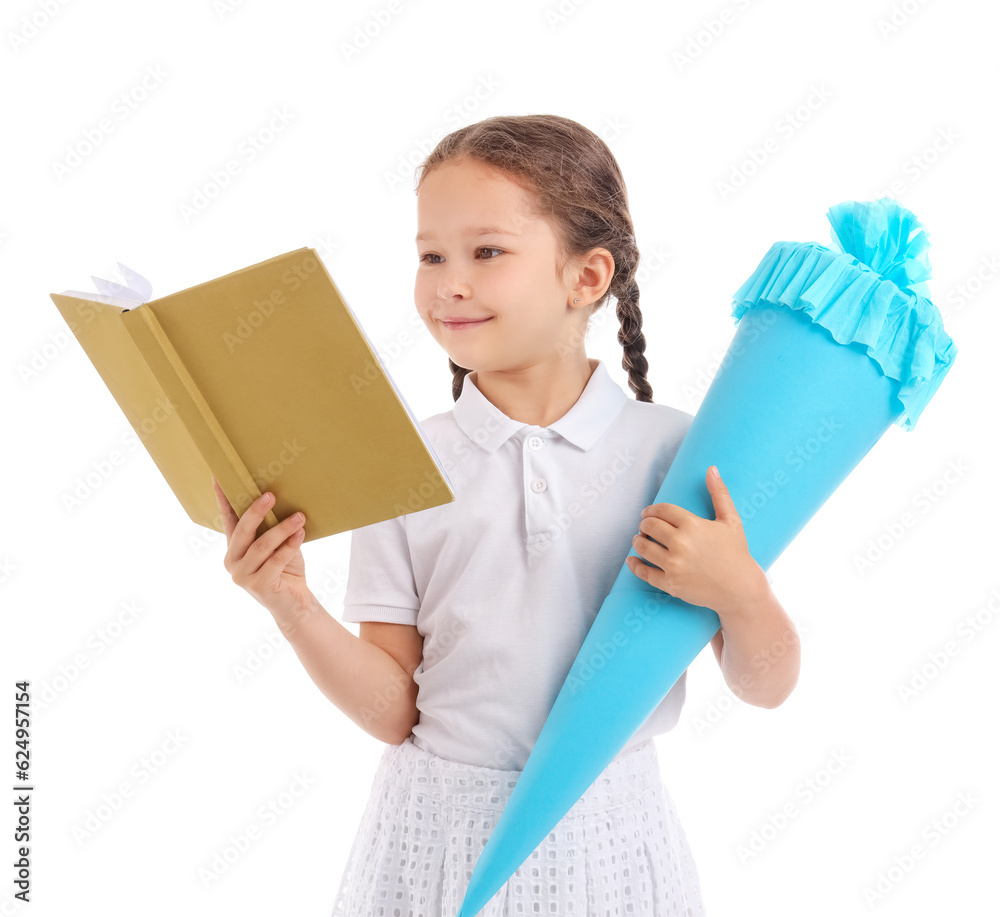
[{"x1": 340, "y1": 359, "x2": 761, "y2": 770}]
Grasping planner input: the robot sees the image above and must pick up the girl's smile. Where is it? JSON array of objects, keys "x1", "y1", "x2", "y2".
[{"x1": 440, "y1": 317, "x2": 494, "y2": 330}]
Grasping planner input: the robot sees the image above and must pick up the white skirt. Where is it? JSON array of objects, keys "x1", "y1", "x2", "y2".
[{"x1": 330, "y1": 735, "x2": 706, "y2": 917}]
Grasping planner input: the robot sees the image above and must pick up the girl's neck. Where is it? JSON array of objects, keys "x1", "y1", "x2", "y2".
[{"x1": 470, "y1": 357, "x2": 598, "y2": 428}]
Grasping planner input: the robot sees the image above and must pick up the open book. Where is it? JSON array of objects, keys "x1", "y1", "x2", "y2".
[{"x1": 50, "y1": 248, "x2": 455, "y2": 543}]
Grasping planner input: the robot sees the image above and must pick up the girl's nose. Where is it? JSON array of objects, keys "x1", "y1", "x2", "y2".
[{"x1": 438, "y1": 271, "x2": 471, "y2": 300}]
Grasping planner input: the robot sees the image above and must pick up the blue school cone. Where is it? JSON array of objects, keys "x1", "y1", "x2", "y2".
[{"x1": 455, "y1": 198, "x2": 958, "y2": 917}]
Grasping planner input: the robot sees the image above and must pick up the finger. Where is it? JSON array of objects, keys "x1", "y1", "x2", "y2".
[
  {"x1": 706, "y1": 466, "x2": 739, "y2": 523},
  {"x1": 212, "y1": 477, "x2": 239, "y2": 540},
  {"x1": 641, "y1": 502, "x2": 694, "y2": 528},
  {"x1": 254, "y1": 523, "x2": 307, "y2": 584},
  {"x1": 638, "y1": 515, "x2": 673, "y2": 549},
  {"x1": 226, "y1": 490, "x2": 277, "y2": 568},
  {"x1": 237, "y1": 510, "x2": 306, "y2": 580},
  {"x1": 626, "y1": 554, "x2": 651, "y2": 581},
  {"x1": 633, "y1": 531, "x2": 668, "y2": 568}
]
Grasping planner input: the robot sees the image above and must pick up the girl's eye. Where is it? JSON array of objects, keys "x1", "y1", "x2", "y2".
[{"x1": 419, "y1": 247, "x2": 503, "y2": 264}]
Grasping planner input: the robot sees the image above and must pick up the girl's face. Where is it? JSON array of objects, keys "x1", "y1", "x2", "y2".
[{"x1": 414, "y1": 156, "x2": 584, "y2": 376}]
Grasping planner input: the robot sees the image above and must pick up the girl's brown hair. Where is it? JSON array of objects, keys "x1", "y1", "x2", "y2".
[{"x1": 413, "y1": 114, "x2": 653, "y2": 404}]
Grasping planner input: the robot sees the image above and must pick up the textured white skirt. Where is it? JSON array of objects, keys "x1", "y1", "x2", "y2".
[{"x1": 330, "y1": 735, "x2": 706, "y2": 917}]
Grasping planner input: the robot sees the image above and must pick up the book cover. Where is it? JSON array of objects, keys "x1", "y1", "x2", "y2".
[{"x1": 50, "y1": 248, "x2": 455, "y2": 543}]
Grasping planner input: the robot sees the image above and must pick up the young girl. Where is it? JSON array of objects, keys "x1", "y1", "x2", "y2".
[{"x1": 213, "y1": 114, "x2": 799, "y2": 916}]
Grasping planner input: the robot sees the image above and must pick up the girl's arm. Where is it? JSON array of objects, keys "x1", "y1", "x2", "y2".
[
  {"x1": 212, "y1": 481, "x2": 419, "y2": 744},
  {"x1": 279, "y1": 595, "x2": 421, "y2": 745},
  {"x1": 627, "y1": 467, "x2": 800, "y2": 708},
  {"x1": 709, "y1": 583, "x2": 800, "y2": 708}
]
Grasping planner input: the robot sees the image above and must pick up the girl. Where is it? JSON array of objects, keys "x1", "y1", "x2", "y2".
[{"x1": 213, "y1": 113, "x2": 800, "y2": 916}]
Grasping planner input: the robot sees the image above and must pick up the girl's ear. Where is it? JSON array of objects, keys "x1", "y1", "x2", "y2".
[{"x1": 572, "y1": 247, "x2": 615, "y2": 304}]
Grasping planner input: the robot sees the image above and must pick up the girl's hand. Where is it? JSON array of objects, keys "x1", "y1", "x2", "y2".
[
  {"x1": 212, "y1": 477, "x2": 314, "y2": 632},
  {"x1": 625, "y1": 466, "x2": 769, "y2": 619}
]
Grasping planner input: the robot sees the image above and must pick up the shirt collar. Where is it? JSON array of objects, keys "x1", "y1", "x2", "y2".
[{"x1": 453, "y1": 359, "x2": 628, "y2": 453}]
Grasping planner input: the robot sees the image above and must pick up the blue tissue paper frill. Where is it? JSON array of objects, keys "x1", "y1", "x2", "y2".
[{"x1": 730, "y1": 197, "x2": 957, "y2": 432}]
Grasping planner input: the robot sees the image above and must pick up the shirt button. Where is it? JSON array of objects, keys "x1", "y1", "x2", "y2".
[
  {"x1": 531, "y1": 478, "x2": 547, "y2": 493},
  {"x1": 528, "y1": 436, "x2": 544, "y2": 451}
]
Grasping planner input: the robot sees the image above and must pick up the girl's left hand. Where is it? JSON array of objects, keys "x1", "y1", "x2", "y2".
[{"x1": 625, "y1": 466, "x2": 769, "y2": 618}]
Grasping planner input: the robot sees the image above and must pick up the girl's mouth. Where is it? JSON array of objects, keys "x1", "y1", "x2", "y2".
[{"x1": 441, "y1": 317, "x2": 493, "y2": 330}]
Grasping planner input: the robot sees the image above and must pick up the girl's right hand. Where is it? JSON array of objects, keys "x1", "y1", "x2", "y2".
[{"x1": 212, "y1": 477, "x2": 314, "y2": 632}]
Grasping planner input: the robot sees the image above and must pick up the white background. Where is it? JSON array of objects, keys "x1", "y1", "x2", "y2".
[{"x1": 3, "y1": 0, "x2": 998, "y2": 914}]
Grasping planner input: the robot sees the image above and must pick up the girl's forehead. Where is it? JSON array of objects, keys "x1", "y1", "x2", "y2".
[
  {"x1": 420, "y1": 159, "x2": 534, "y2": 205},
  {"x1": 416, "y1": 214, "x2": 539, "y2": 245},
  {"x1": 417, "y1": 167, "x2": 541, "y2": 236}
]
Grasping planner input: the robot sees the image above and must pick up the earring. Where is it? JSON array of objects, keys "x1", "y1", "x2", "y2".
[{"x1": 574, "y1": 298, "x2": 580, "y2": 303}]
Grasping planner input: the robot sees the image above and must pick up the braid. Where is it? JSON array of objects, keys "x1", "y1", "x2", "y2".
[
  {"x1": 450, "y1": 358, "x2": 472, "y2": 402},
  {"x1": 614, "y1": 276, "x2": 654, "y2": 403}
]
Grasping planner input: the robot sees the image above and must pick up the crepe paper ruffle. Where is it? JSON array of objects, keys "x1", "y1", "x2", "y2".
[
  {"x1": 826, "y1": 198, "x2": 933, "y2": 296},
  {"x1": 730, "y1": 197, "x2": 957, "y2": 432}
]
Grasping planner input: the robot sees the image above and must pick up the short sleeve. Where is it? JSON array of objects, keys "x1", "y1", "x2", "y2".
[
  {"x1": 766, "y1": 569, "x2": 774, "y2": 585},
  {"x1": 340, "y1": 514, "x2": 420, "y2": 626}
]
